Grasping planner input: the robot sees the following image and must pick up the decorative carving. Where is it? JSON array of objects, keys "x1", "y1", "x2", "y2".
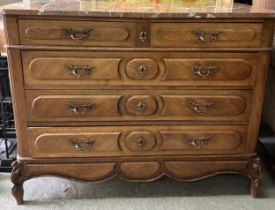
[
  {"x1": 13, "y1": 157, "x2": 263, "y2": 204},
  {"x1": 11, "y1": 160, "x2": 25, "y2": 205},
  {"x1": 248, "y1": 158, "x2": 262, "y2": 198}
]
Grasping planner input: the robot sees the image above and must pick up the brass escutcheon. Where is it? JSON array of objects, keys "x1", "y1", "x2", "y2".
[
  {"x1": 136, "y1": 136, "x2": 146, "y2": 148},
  {"x1": 136, "y1": 100, "x2": 147, "y2": 112},
  {"x1": 139, "y1": 30, "x2": 147, "y2": 42},
  {"x1": 137, "y1": 64, "x2": 148, "y2": 78}
]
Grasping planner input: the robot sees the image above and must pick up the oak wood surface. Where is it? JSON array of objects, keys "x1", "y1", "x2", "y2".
[
  {"x1": 4, "y1": 14, "x2": 274, "y2": 203},
  {"x1": 22, "y1": 51, "x2": 259, "y2": 88},
  {"x1": 151, "y1": 23, "x2": 263, "y2": 48},
  {"x1": 27, "y1": 125, "x2": 247, "y2": 158},
  {"x1": 25, "y1": 89, "x2": 252, "y2": 122},
  {"x1": 18, "y1": 19, "x2": 137, "y2": 47}
]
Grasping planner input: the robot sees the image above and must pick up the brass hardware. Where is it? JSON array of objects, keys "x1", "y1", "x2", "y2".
[
  {"x1": 139, "y1": 30, "x2": 147, "y2": 42},
  {"x1": 136, "y1": 136, "x2": 146, "y2": 148},
  {"x1": 64, "y1": 28, "x2": 92, "y2": 40},
  {"x1": 70, "y1": 138, "x2": 95, "y2": 152},
  {"x1": 137, "y1": 64, "x2": 148, "y2": 78},
  {"x1": 65, "y1": 65, "x2": 95, "y2": 78},
  {"x1": 186, "y1": 136, "x2": 210, "y2": 149},
  {"x1": 136, "y1": 100, "x2": 147, "y2": 112},
  {"x1": 67, "y1": 103, "x2": 95, "y2": 115},
  {"x1": 188, "y1": 100, "x2": 214, "y2": 114},
  {"x1": 193, "y1": 31, "x2": 221, "y2": 43},
  {"x1": 191, "y1": 65, "x2": 218, "y2": 79}
]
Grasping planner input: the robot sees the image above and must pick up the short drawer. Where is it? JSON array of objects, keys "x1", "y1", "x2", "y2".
[
  {"x1": 18, "y1": 19, "x2": 136, "y2": 47},
  {"x1": 151, "y1": 23, "x2": 262, "y2": 48},
  {"x1": 25, "y1": 90, "x2": 251, "y2": 122},
  {"x1": 28, "y1": 125, "x2": 248, "y2": 158},
  {"x1": 22, "y1": 51, "x2": 258, "y2": 88}
]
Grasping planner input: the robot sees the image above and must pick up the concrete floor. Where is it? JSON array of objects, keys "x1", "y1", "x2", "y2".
[{"x1": 1, "y1": 165, "x2": 275, "y2": 210}]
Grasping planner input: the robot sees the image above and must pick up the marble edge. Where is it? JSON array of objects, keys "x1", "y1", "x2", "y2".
[{"x1": 2, "y1": 8, "x2": 275, "y2": 19}]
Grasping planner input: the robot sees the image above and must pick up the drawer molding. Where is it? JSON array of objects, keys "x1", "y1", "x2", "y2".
[
  {"x1": 22, "y1": 51, "x2": 258, "y2": 88},
  {"x1": 28, "y1": 126, "x2": 247, "y2": 158},
  {"x1": 162, "y1": 58, "x2": 252, "y2": 81},
  {"x1": 26, "y1": 90, "x2": 251, "y2": 122},
  {"x1": 19, "y1": 19, "x2": 136, "y2": 47},
  {"x1": 151, "y1": 23, "x2": 262, "y2": 48},
  {"x1": 28, "y1": 57, "x2": 122, "y2": 80}
]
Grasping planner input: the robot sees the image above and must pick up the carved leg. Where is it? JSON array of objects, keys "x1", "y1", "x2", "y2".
[
  {"x1": 248, "y1": 158, "x2": 262, "y2": 198},
  {"x1": 10, "y1": 160, "x2": 24, "y2": 204}
]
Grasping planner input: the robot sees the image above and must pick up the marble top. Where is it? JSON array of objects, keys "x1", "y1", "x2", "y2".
[{"x1": 1, "y1": 0, "x2": 275, "y2": 19}]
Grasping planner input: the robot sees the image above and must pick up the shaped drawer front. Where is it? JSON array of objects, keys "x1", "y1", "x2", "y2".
[
  {"x1": 19, "y1": 19, "x2": 136, "y2": 46},
  {"x1": 25, "y1": 90, "x2": 251, "y2": 122},
  {"x1": 22, "y1": 51, "x2": 258, "y2": 88},
  {"x1": 28, "y1": 128, "x2": 121, "y2": 158},
  {"x1": 151, "y1": 23, "x2": 262, "y2": 48},
  {"x1": 163, "y1": 58, "x2": 254, "y2": 82},
  {"x1": 28, "y1": 125, "x2": 247, "y2": 158},
  {"x1": 24, "y1": 56, "x2": 121, "y2": 82}
]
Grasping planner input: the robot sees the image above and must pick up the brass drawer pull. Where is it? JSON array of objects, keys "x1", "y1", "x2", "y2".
[
  {"x1": 139, "y1": 30, "x2": 147, "y2": 42},
  {"x1": 186, "y1": 136, "x2": 210, "y2": 149},
  {"x1": 136, "y1": 100, "x2": 147, "y2": 112},
  {"x1": 136, "y1": 136, "x2": 146, "y2": 148},
  {"x1": 193, "y1": 31, "x2": 220, "y2": 43},
  {"x1": 64, "y1": 28, "x2": 92, "y2": 40},
  {"x1": 67, "y1": 103, "x2": 95, "y2": 115},
  {"x1": 65, "y1": 65, "x2": 95, "y2": 78},
  {"x1": 70, "y1": 138, "x2": 95, "y2": 152},
  {"x1": 188, "y1": 100, "x2": 214, "y2": 114},
  {"x1": 137, "y1": 64, "x2": 148, "y2": 78},
  {"x1": 191, "y1": 65, "x2": 218, "y2": 79}
]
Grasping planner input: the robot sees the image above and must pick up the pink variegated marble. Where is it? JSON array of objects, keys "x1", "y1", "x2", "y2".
[{"x1": 0, "y1": 0, "x2": 275, "y2": 19}]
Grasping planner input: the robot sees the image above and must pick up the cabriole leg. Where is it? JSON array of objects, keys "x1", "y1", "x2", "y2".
[{"x1": 11, "y1": 160, "x2": 24, "y2": 204}]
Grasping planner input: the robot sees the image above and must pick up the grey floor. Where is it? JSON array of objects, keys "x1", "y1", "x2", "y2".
[{"x1": 1, "y1": 165, "x2": 275, "y2": 210}]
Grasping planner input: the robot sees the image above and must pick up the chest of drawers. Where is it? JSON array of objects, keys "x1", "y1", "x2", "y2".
[{"x1": 3, "y1": 1, "x2": 275, "y2": 204}]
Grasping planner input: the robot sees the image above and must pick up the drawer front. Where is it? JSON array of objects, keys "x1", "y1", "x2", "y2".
[
  {"x1": 22, "y1": 51, "x2": 258, "y2": 88},
  {"x1": 25, "y1": 90, "x2": 251, "y2": 122},
  {"x1": 151, "y1": 23, "x2": 262, "y2": 48},
  {"x1": 28, "y1": 125, "x2": 247, "y2": 158},
  {"x1": 19, "y1": 19, "x2": 136, "y2": 47}
]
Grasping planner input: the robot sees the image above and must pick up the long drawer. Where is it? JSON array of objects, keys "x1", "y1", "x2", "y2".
[
  {"x1": 22, "y1": 51, "x2": 258, "y2": 88},
  {"x1": 25, "y1": 90, "x2": 251, "y2": 122},
  {"x1": 151, "y1": 23, "x2": 262, "y2": 48},
  {"x1": 18, "y1": 19, "x2": 136, "y2": 47},
  {"x1": 28, "y1": 125, "x2": 248, "y2": 158}
]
